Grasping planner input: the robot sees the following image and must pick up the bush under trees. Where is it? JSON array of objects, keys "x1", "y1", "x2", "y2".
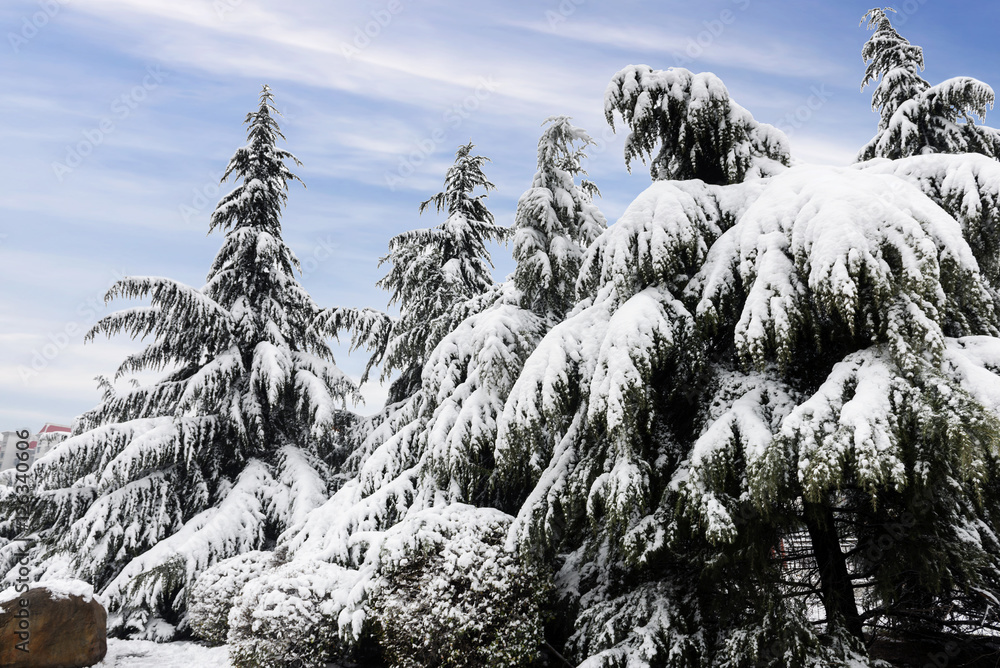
[
  {"x1": 369, "y1": 505, "x2": 551, "y2": 668},
  {"x1": 187, "y1": 550, "x2": 276, "y2": 645}
]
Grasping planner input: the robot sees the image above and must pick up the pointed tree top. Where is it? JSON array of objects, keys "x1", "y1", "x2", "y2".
[
  {"x1": 860, "y1": 7, "x2": 925, "y2": 90},
  {"x1": 418, "y1": 143, "x2": 495, "y2": 220},
  {"x1": 860, "y1": 6, "x2": 896, "y2": 29}
]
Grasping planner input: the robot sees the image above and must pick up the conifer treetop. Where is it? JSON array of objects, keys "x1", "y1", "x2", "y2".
[
  {"x1": 604, "y1": 65, "x2": 791, "y2": 185},
  {"x1": 211, "y1": 84, "x2": 303, "y2": 235},
  {"x1": 858, "y1": 9, "x2": 1000, "y2": 160},
  {"x1": 373, "y1": 143, "x2": 509, "y2": 397},
  {"x1": 513, "y1": 116, "x2": 606, "y2": 320},
  {"x1": 860, "y1": 7, "x2": 928, "y2": 130},
  {"x1": 531, "y1": 115, "x2": 598, "y2": 194},
  {"x1": 419, "y1": 142, "x2": 495, "y2": 223}
]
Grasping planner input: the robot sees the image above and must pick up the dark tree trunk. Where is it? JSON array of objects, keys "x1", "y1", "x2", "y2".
[{"x1": 804, "y1": 499, "x2": 865, "y2": 641}]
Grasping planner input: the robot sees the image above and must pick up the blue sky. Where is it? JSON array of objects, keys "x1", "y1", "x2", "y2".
[{"x1": 3, "y1": 0, "x2": 999, "y2": 431}]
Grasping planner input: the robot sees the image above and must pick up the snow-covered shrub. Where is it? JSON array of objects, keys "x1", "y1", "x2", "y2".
[
  {"x1": 370, "y1": 504, "x2": 550, "y2": 668},
  {"x1": 187, "y1": 550, "x2": 275, "y2": 644},
  {"x1": 227, "y1": 558, "x2": 361, "y2": 668}
]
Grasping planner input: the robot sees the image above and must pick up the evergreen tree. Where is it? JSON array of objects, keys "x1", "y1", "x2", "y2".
[
  {"x1": 513, "y1": 116, "x2": 605, "y2": 320},
  {"x1": 859, "y1": 7, "x2": 1000, "y2": 161},
  {"x1": 374, "y1": 143, "x2": 510, "y2": 403},
  {"x1": 604, "y1": 65, "x2": 791, "y2": 185},
  {"x1": 0, "y1": 86, "x2": 357, "y2": 638},
  {"x1": 860, "y1": 7, "x2": 928, "y2": 132},
  {"x1": 683, "y1": 162, "x2": 1000, "y2": 645},
  {"x1": 496, "y1": 176, "x2": 847, "y2": 666},
  {"x1": 494, "y1": 63, "x2": 1000, "y2": 666}
]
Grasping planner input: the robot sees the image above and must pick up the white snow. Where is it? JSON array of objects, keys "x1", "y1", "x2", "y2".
[
  {"x1": 94, "y1": 639, "x2": 232, "y2": 668},
  {"x1": 692, "y1": 164, "x2": 990, "y2": 367},
  {"x1": 0, "y1": 579, "x2": 99, "y2": 606}
]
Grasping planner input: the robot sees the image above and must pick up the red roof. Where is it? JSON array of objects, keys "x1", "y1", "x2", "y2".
[{"x1": 38, "y1": 423, "x2": 71, "y2": 434}]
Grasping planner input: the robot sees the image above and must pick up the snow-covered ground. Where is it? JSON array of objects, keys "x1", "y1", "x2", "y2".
[{"x1": 95, "y1": 639, "x2": 231, "y2": 668}]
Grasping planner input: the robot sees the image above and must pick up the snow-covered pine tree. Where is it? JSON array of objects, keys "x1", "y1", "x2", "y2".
[
  {"x1": 493, "y1": 68, "x2": 847, "y2": 667},
  {"x1": 859, "y1": 7, "x2": 928, "y2": 132},
  {"x1": 858, "y1": 7, "x2": 1000, "y2": 161},
  {"x1": 604, "y1": 65, "x2": 790, "y2": 184},
  {"x1": 513, "y1": 116, "x2": 606, "y2": 320},
  {"x1": 268, "y1": 121, "x2": 607, "y2": 663},
  {"x1": 0, "y1": 85, "x2": 357, "y2": 639},
  {"x1": 497, "y1": 61, "x2": 1000, "y2": 666},
  {"x1": 683, "y1": 161, "x2": 1000, "y2": 646},
  {"x1": 497, "y1": 175, "x2": 842, "y2": 667},
  {"x1": 373, "y1": 143, "x2": 510, "y2": 403}
]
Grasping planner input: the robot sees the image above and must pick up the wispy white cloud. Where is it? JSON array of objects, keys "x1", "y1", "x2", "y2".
[
  {"x1": 507, "y1": 19, "x2": 850, "y2": 80},
  {"x1": 0, "y1": 339, "x2": 146, "y2": 427},
  {"x1": 57, "y1": 0, "x2": 605, "y2": 122}
]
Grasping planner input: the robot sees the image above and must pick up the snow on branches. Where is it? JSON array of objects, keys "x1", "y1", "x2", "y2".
[
  {"x1": 859, "y1": 8, "x2": 1000, "y2": 160},
  {"x1": 692, "y1": 165, "x2": 998, "y2": 372},
  {"x1": 605, "y1": 65, "x2": 790, "y2": 184},
  {"x1": 858, "y1": 153, "x2": 1000, "y2": 291}
]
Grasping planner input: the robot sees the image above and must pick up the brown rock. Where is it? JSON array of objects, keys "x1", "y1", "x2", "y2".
[{"x1": 0, "y1": 585, "x2": 107, "y2": 668}]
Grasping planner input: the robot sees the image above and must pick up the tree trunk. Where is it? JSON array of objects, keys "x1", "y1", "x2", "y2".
[{"x1": 803, "y1": 499, "x2": 865, "y2": 641}]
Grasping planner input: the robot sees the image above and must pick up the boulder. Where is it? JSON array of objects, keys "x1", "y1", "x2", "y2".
[{"x1": 0, "y1": 581, "x2": 107, "y2": 668}]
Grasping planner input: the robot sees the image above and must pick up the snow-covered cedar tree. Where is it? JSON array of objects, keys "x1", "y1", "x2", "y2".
[
  {"x1": 604, "y1": 64, "x2": 790, "y2": 185},
  {"x1": 684, "y1": 162, "x2": 1000, "y2": 640},
  {"x1": 858, "y1": 7, "x2": 1000, "y2": 161},
  {"x1": 0, "y1": 85, "x2": 356, "y2": 639},
  {"x1": 227, "y1": 557, "x2": 367, "y2": 668},
  {"x1": 513, "y1": 116, "x2": 606, "y2": 320},
  {"x1": 496, "y1": 175, "x2": 871, "y2": 667},
  {"x1": 187, "y1": 550, "x2": 276, "y2": 645},
  {"x1": 493, "y1": 59, "x2": 1000, "y2": 664},
  {"x1": 369, "y1": 505, "x2": 550, "y2": 668},
  {"x1": 374, "y1": 143, "x2": 511, "y2": 403}
]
